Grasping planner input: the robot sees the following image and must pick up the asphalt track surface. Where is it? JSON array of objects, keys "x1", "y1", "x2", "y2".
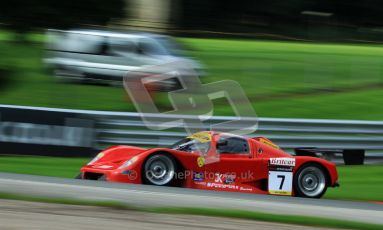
[
  {"x1": 0, "y1": 173, "x2": 382, "y2": 225},
  {"x1": 0, "y1": 200, "x2": 335, "y2": 230}
]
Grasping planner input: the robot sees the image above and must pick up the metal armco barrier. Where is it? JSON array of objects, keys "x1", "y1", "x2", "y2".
[
  {"x1": 97, "y1": 116, "x2": 383, "y2": 150},
  {"x1": 1, "y1": 105, "x2": 383, "y2": 163},
  {"x1": 0, "y1": 105, "x2": 96, "y2": 157}
]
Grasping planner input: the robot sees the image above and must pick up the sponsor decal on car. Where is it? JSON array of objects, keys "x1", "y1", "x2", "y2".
[
  {"x1": 193, "y1": 172, "x2": 204, "y2": 181},
  {"x1": 207, "y1": 182, "x2": 239, "y2": 190},
  {"x1": 269, "y1": 158, "x2": 296, "y2": 166},
  {"x1": 214, "y1": 173, "x2": 236, "y2": 184},
  {"x1": 214, "y1": 173, "x2": 223, "y2": 183},
  {"x1": 214, "y1": 173, "x2": 235, "y2": 184},
  {"x1": 224, "y1": 176, "x2": 235, "y2": 184},
  {"x1": 239, "y1": 187, "x2": 253, "y2": 192},
  {"x1": 193, "y1": 181, "x2": 207, "y2": 186},
  {"x1": 197, "y1": 156, "x2": 205, "y2": 167}
]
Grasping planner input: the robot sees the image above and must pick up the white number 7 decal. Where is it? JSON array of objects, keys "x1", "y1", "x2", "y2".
[
  {"x1": 277, "y1": 175, "x2": 285, "y2": 190},
  {"x1": 268, "y1": 171, "x2": 293, "y2": 195}
]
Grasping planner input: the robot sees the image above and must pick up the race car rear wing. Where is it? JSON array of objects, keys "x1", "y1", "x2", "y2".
[{"x1": 294, "y1": 148, "x2": 365, "y2": 165}]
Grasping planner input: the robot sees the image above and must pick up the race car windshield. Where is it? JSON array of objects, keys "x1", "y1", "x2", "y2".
[{"x1": 170, "y1": 138, "x2": 210, "y2": 154}]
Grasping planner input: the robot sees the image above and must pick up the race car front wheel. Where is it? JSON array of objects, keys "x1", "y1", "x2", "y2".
[
  {"x1": 143, "y1": 153, "x2": 177, "y2": 186},
  {"x1": 294, "y1": 164, "x2": 328, "y2": 198}
]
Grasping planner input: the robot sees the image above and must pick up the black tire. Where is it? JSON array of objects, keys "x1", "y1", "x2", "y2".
[
  {"x1": 294, "y1": 163, "x2": 328, "y2": 198},
  {"x1": 142, "y1": 153, "x2": 178, "y2": 186},
  {"x1": 74, "y1": 173, "x2": 82, "y2": 179},
  {"x1": 98, "y1": 175, "x2": 106, "y2": 181}
]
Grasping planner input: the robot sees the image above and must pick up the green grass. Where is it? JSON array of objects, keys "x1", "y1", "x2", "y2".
[
  {"x1": 184, "y1": 38, "x2": 383, "y2": 98},
  {"x1": 325, "y1": 165, "x2": 383, "y2": 201},
  {"x1": 249, "y1": 88, "x2": 383, "y2": 120},
  {"x1": 0, "y1": 155, "x2": 88, "y2": 178},
  {"x1": 0, "y1": 191, "x2": 381, "y2": 230},
  {"x1": 1, "y1": 36, "x2": 383, "y2": 119},
  {"x1": 0, "y1": 39, "x2": 136, "y2": 111},
  {"x1": 0, "y1": 155, "x2": 382, "y2": 201}
]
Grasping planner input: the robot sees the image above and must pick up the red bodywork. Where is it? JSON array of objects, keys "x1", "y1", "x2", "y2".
[{"x1": 80, "y1": 131, "x2": 338, "y2": 196}]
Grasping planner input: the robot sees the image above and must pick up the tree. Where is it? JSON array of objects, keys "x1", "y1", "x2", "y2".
[{"x1": 0, "y1": 0, "x2": 126, "y2": 33}]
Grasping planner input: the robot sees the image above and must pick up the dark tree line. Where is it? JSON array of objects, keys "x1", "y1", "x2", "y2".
[
  {"x1": 1, "y1": 0, "x2": 383, "y2": 41},
  {"x1": 179, "y1": 0, "x2": 383, "y2": 28},
  {"x1": 0, "y1": 0, "x2": 125, "y2": 33}
]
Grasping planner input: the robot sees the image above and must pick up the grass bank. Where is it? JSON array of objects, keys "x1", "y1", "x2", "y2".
[{"x1": 0, "y1": 36, "x2": 383, "y2": 119}]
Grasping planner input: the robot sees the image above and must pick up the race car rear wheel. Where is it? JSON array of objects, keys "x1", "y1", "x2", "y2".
[
  {"x1": 143, "y1": 153, "x2": 177, "y2": 186},
  {"x1": 294, "y1": 164, "x2": 327, "y2": 198}
]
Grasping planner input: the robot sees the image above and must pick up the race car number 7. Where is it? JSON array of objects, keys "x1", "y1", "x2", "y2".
[
  {"x1": 268, "y1": 171, "x2": 293, "y2": 195},
  {"x1": 277, "y1": 175, "x2": 285, "y2": 190}
]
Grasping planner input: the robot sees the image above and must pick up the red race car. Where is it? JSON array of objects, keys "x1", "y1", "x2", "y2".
[{"x1": 78, "y1": 131, "x2": 339, "y2": 198}]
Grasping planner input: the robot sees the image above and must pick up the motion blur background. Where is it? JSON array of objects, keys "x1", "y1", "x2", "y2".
[
  {"x1": 0, "y1": 0, "x2": 382, "y2": 119},
  {"x1": 0, "y1": 0, "x2": 383, "y2": 203}
]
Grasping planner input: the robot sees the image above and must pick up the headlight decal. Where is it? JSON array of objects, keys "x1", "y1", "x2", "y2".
[
  {"x1": 119, "y1": 156, "x2": 139, "y2": 169},
  {"x1": 87, "y1": 152, "x2": 104, "y2": 165}
]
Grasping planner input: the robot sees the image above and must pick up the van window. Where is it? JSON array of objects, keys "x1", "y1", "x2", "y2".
[
  {"x1": 109, "y1": 38, "x2": 136, "y2": 54},
  {"x1": 137, "y1": 38, "x2": 168, "y2": 55},
  {"x1": 51, "y1": 33, "x2": 104, "y2": 54}
]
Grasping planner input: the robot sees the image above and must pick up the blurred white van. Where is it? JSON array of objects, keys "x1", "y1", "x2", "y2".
[{"x1": 44, "y1": 29, "x2": 203, "y2": 89}]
